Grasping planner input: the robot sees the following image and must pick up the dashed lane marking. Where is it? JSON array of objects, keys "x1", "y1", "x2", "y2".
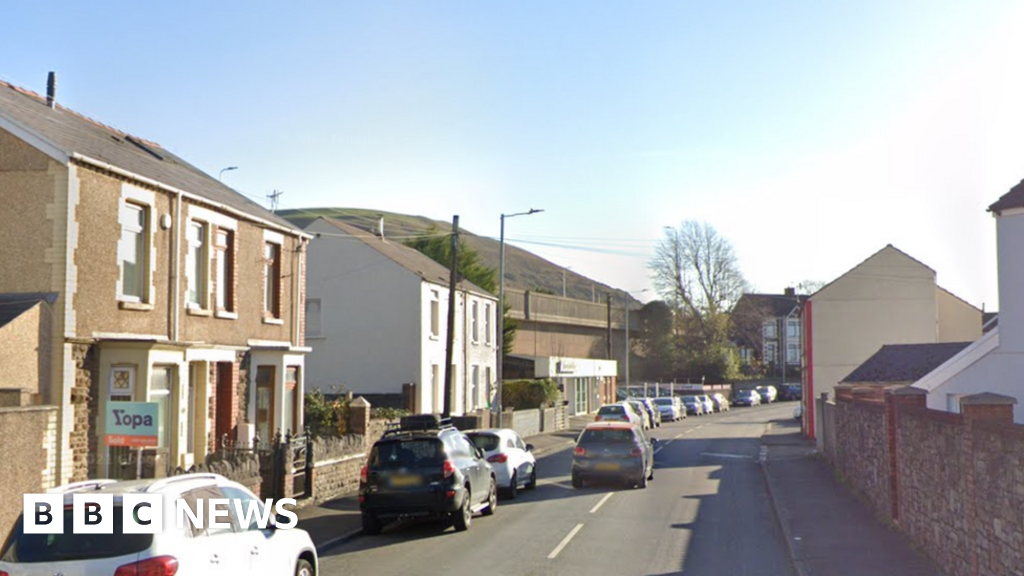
[
  {"x1": 590, "y1": 492, "x2": 614, "y2": 514},
  {"x1": 548, "y1": 523, "x2": 585, "y2": 559}
]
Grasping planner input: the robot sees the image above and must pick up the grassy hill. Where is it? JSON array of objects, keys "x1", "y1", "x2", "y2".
[{"x1": 278, "y1": 207, "x2": 640, "y2": 305}]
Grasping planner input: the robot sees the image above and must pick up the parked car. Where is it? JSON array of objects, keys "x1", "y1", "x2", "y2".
[
  {"x1": 712, "y1": 393, "x2": 731, "y2": 412},
  {"x1": 571, "y1": 422, "x2": 656, "y2": 489},
  {"x1": 756, "y1": 385, "x2": 778, "y2": 404},
  {"x1": 0, "y1": 473, "x2": 318, "y2": 576},
  {"x1": 779, "y1": 384, "x2": 803, "y2": 401},
  {"x1": 466, "y1": 428, "x2": 537, "y2": 499},
  {"x1": 698, "y1": 394, "x2": 716, "y2": 414},
  {"x1": 360, "y1": 414, "x2": 497, "y2": 534},
  {"x1": 680, "y1": 395, "x2": 706, "y2": 416},
  {"x1": 639, "y1": 398, "x2": 663, "y2": 427},
  {"x1": 626, "y1": 399, "x2": 653, "y2": 429},
  {"x1": 794, "y1": 403, "x2": 803, "y2": 420},
  {"x1": 595, "y1": 403, "x2": 642, "y2": 425},
  {"x1": 732, "y1": 388, "x2": 762, "y2": 407},
  {"x1": 653, "y1": 397, "x2": 684, "y2": 421}
]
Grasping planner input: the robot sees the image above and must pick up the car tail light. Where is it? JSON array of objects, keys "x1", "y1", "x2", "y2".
[
  {"x1": 443, "y1": 459, "x2": 456, "y2": 478},
  {"x1": 630, "y1": 447, "x2": 642, "y2": 457},
  {"x1": 573, "y1": 446, "x2": 586, "y2": 456},
  {"x1": 487, "y1": 453, "x2": 508, "y2": 464},
  {"x1": 0, "y1": 571, "x2": 8, "y2": 576},
  {"x1": 113, "y1": 555, "x2": 179, "y2": 576},
  {"x1": 595, "y1": 415, "x2": 603, "y2": 421},
  {"x1": 360, "y1": 465, "x2": 368, "y2": 483}
]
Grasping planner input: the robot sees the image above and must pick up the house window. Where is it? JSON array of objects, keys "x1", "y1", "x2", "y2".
[
  {"x1": 150, "y1": 366, "x2": 174, "y2": 450},
  {"x1": 305, "y1": 299, "x2": 323, "y2": 338},
  {"x1": 186, "y1": 221, "x2": 208, "y2": 308},
  {"x1": 787, "y1": 319, "x2": 800, "y2": 339},
  {"x1": 787, "y1": 343, "x2": 800, "y2": 364},
  {"x1": 764, "y1": 342, "x2": 778, "y2": 364},
  {"x1": 470, "y1": 365, "x2": 480, "y2": 411},
  {"x1": 264, "y1": 242, "x2": 282, "y2": 319},
  {"x1": 471, "y1": 301, "x2": 479, "y2": 343},
  {"x1": 431, "y1": 364, "x2": 441, "y2": 412},
  {"x1": 484, "y1": 303, "x2": 493, "y2": 345},
  {"x1": 120, "y1": 203, "x2": 149, "y2": 302},
  {"x1": 763, "y1": 320, "x2": 777, "y2": 339},
  {"x1": 284, "y1": 367, "x2": 300, "y2": 434},
  {"x1": 738, "y1": 348, "x2": 752, "y2": 364},
  {"x1": 430, "y1": 291, "x2": 440, "y2": 337},
  {"x1": 215, "y1": 229, "x2": 235, "y2": 313}
]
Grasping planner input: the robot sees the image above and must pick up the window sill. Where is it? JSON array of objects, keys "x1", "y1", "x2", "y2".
[
  {"x1": 186, "y1": 306, "x2": 212, "y2": 317},
  {"x1": 216, "y1": 310, "x2": 239, "y2": 320},
  {"x1": 118, "y1": 301, "x2": 154, "y2": 312},
  {"x1": 262, "y1": 317, "x2": 284, "y2": 326}
]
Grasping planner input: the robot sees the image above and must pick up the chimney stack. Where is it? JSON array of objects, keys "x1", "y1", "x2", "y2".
[
  {"x1": 784, "y1": 287, "x2": 796, "y2": 297},
  {"x1": 46, "y1": 72, "x2": 57, "y2": 109}
]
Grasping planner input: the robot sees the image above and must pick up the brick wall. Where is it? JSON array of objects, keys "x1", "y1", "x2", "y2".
[
  {"x1": 70, "y1": 343, "x2": 97, "y2": 482},
  {"x1": 0, "y1": 405, "x2": 58, "y2": 538},
  {"x1": 825, "y1": 388, "x2": 1024, "y2": 576}
]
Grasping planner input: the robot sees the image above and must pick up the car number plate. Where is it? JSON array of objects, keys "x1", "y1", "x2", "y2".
[
  {"x1": 595, "y1": 463, "x2": 620, "y2": 472},
  {"x1": 390, "y1": 474, "x2": 422, "y2": 487}
]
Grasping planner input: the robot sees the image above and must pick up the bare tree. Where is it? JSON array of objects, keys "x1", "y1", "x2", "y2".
[{"x1": 651, "y1": 221, "x2": 748, "y2": 318}]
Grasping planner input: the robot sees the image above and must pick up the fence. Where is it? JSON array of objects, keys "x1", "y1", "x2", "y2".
[{"x1": 820, "y1": 385, "x2": 1023, "y2": 576}]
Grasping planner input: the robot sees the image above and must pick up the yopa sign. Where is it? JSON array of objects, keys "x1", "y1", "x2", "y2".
[{"x1": 104, "y1": 402, "x2": 159, "y2": 448}]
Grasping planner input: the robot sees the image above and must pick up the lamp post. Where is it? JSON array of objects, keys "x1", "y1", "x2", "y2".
[
  {"x1": 218, "y1": 166, "x2": 238, "y2": 181},
  {"x1": 495, "y1": 208, "x2": 543, "y2": 427}
]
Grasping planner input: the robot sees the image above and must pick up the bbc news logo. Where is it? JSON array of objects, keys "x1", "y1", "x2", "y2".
[{"x1": 23, "y1": 494, "x2": 298, "y2": 534}]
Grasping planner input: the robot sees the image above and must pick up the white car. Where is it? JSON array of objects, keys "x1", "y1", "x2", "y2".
[
  {"x1": 595, "y1": 403, "x2": 642, "y2": 426},
  {"x1": 0, "y1": 473, "x2": 317, "y2": 576},
  {"x1": 466, "y1": 428, "x2": 538, "y2": 499}
]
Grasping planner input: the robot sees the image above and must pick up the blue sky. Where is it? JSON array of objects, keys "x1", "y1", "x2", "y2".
[{"x1": 4, "y1": 1, "x2": 1023, "y2": 308}]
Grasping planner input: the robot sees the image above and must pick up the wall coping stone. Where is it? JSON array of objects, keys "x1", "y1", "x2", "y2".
[
  {"x1": 960, "y1": 392, "x2": 1017, "y2": 406},
  {"x1": 0, "y1": 405, "x2": 58, "y2": 415},
  {"x1": 887, "y1": 386, "x2": 928, "y2": 397}
]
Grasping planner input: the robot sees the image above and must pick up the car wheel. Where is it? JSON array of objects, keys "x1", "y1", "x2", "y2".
[
  {"x1": 361, "y1": 512, "x2": 382, "y2": 536},
  {"x1": 483, "y1": 477, "x2": 497, "y2": 516},
  {"x1": 525, "y1": 466, "x2": 538, "y2": 490},
  {"x1": 507, "y1": 472, "x2": 518, "y2": 499},
  {"x1": 452, "y1": 488, "x2": 472, "y2": 531},
  {"x1": 648, "y1": 465, "x2": 655, "y2": 481},
  {"x1": 571, "y1": 473, "x2": 583, "y2": 489},
  {"x1": 295, "y1": 559, "x2": 314, "y2": 576}
]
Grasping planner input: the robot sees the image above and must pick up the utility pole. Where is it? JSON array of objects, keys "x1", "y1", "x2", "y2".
[
  {"x1": 267, "y1": 190, "x2": 283, "y2": 212},
  {"x1": 625, "y1": 305, "x2": 631, "y2": 388},
  {"x1": 442, "y1": 215, "x2": 459, "y2": 418},
  {"x1": 606, "y1": 292, "x2": 613, "y2": 360}
]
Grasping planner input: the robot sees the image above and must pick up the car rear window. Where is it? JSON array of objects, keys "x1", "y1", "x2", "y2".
[
  {"x1": 681, "y1": 396, "x2": 697, "y2": 402},
  {"x1": 467, "y1": 433, "x2": 500, "y2": 452},
  {"x1": 653, "y1": 398, "x2": 673, "y2": 406},
  {"x1": 370, "y1": 439, "x2": 445, "y2": 468},
  {"x1": 598, "y1": 405, "x2": 625, "y2": 415},
  {"x1": 1, "y1": 507, "x2": 152, "y2": 563},
  {"x1": 579, "y1": 429, "x2": 635, "y2": 444}
]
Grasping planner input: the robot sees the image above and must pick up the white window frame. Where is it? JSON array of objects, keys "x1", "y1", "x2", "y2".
[
  {"x1": 430, "y1": 290, "x2": 440, "y2": 338},
  {"x1": 763, "y1": 320, "x2": 777, "y2": 339},
  {"x1": 765, "y1": 342, "x2": 778, "y2": 363},
  {"x1": 471, "y1": 300, "x2": 479, "y2": 343},
  {"x1": 470, "y1": 365, "x2": 480, "y2": 411},
  {"x1": 787, "y1": 319, "x2": 800, "y2": 339},
  {"x1": 786, "y1": 343, "x2": 800, "y2": 364},
  {"x1": 116, "y1": 184, "x2": 157, "y2": 306},
  {"x1": 484, "y1": 302, "x2": 493, "y2": 345},
  {"x1": 185, "y1": 219, "x2": 210, "y2": 310},
  {"x1": 188, "y1": 205, "x2": 237, "y2": 317},
  {"x1": 214, "y1": 228, "x2": 237, "y2": 319},
  {"x1": 263, "y1": 231, "x2": 284, "y2": 323}
]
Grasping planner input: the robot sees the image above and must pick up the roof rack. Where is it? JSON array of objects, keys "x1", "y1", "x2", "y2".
[
  {"x1": 143, "y1": 473, "x2": 226, "y2": 493},
  {"x1": 47, "y1": 479, "x2": 119, "y2": 494},
  {"x1": 383, "y1": 414, "x2": 456, "y2": 437}
]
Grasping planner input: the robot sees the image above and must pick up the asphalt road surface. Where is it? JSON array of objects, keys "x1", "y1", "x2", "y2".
[{"x1": 318, "y1": 403, "x2": 799, "y2": 576}]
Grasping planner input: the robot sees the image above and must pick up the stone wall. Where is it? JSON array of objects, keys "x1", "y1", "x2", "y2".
[
  {"x1": 0, "y1": 405, "x2": 58, "y2": 538},
  {"x1": 833, "y1": 397, "x2": 890, "y2": 518},
  {"x1": 70, "y1": 343, "x2": 97, "y2": 481}
]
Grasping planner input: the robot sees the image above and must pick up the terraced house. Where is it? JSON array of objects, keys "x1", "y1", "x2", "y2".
[{"x1": 0, "y1": 76, "x2": 310, "y2": 485}]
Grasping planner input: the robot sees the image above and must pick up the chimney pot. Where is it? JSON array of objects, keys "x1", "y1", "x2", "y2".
[{"x1": 46, "y1": 71, "x2": 57, "y2": 109}]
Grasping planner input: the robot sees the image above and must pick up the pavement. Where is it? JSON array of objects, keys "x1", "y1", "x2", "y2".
[
  {"x1": 761, "y1": 416, "x2": 943, "y2": 576},
  {"x1": 295, "y1": 413, "x2": 595, "y2": 552}
]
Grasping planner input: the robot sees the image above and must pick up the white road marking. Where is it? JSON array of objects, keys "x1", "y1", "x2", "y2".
[
  {"x1": 548, "y1": 523, "x2": 585, "y2": 559},
  {"x1": 701, "y1": 452, "x2": 752, "y2": 460},
  {"x1": 590, "y1": 492, "x2": 614, "y2": 514}
]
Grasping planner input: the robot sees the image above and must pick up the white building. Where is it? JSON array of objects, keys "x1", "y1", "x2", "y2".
[
  {"x1": 303, "y1": 217, "x2": 498, "y2": 415},
  {"x1": 912, "y1": 182, "x2": 1024, "y2": 421},
  {"x1": 517, "y1": 355, "x2": 618, "y2": 415}
]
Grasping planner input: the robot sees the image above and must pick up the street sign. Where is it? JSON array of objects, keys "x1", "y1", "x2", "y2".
[{"x1": 104, "y1": 402, "x2": 159, "y2": 447}]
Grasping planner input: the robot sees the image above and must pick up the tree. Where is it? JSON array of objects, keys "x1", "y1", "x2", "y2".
[
  {"x1": 405, "y1": 227, "x2": 516, "y2": 357},
  {"x1": 649, "y1": 221, "x2": 749, "y2": 382},
  {"x1": 634, "y1": 300, "x2": 675, "y2": 381}
]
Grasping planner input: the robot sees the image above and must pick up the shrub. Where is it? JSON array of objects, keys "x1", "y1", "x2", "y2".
[
  {"x1": 371, "y1": 407, "x2": 410, "y2": 421},
  {"x1": 501, "y1": 379, "x2": 561, "y2": 409},
  {"x1": 304, "y1": 390, "x2": 352, "y2": 439}
]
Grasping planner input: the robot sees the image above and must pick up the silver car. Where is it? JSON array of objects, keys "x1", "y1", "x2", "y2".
[{"x1": 653, "y1": 397, "x2": 683, "y2": 421}]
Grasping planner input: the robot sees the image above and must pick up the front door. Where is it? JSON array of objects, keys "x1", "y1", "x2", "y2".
[
  {"x1": 574, "y1": 378, "x2": 588, "y2": 414},
  {"x1": 215, "y1": 362, "x2": 234, "y2": 448},
  {"x1": 255, "y1": 366, "x2": 275, "y2": 446}
]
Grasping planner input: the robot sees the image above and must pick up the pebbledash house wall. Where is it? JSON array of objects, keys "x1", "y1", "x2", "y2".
[
  {"x1": 822, "y1": 386, "x2": 1024, "y2": 576},
  {"x1": 0, "y1": 405, "x2": 58, "y2": 543}
]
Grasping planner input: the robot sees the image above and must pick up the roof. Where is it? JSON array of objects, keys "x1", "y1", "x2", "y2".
[
  {"x1": 312, "y1": 217, "x2": 495, "y2": 298},
  {"x1": 983, "y1": 312, "x2": 998, "y2": 333},
  {"x1": 841, "y1": 342, "x2": 974, "y2": 384},
  {"x1": 0, "y1": 292, "x2": 57, "y2": 330},
  {"x1": 735, "y1": 293, "x2": 807, "y2": 318},
  {"x1": 0, "y1": 79, "x2": 299, "y2": 232},
  {"x1": 989, "y1": 178, "x2": 1024, "y2": 214},
  {"x1": 807, "y1": 244, "x2": 935, "y2": 300}
]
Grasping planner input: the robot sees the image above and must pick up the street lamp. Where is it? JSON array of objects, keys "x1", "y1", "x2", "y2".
[
  {"x1": 218, "y1": 166, "x2": 238, "y2": 181},
  {"x1": 495, "y1": 208, "x2": 543, "y2": 427}
]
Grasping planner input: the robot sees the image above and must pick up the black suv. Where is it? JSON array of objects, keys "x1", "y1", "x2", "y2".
[{"x1": 359, "y1": 414, "x2": 497, "y2": 534}]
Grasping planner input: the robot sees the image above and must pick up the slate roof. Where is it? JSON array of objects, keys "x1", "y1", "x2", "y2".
[
  {"x1": 989, "y1": 179, "x2": 1024, "y2": 214},
  {"x1": 0, "y1": 79, "x2": 298, "y2": 232},
  {"x1": 841, "y1": 342, "x2": 974, "y2": 384},
  {"x1": 983, "y1": 312, "x2": 998, "y2": 333},
  {"x1": 735, "y1": 293, "x2": 807, "y2": 318},
  {"x1": 313, "y1": 217, "x2": 495, "y2": 298},
  {"x1": 0, "y1": 293, "x2": 57, "y2": 330}
]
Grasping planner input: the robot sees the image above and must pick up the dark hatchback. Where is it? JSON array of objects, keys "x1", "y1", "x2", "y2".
[
  {"x1": 359, "y1": 415, "x2": 497, "y2": 534},
  {"x1": 571, "y1": 422, "x2": 656, "y2": 489}
]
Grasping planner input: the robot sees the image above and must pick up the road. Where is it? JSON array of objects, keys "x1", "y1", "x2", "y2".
[{"x1": 318, "y1": 403, "x2": 798, "y2": 576}]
